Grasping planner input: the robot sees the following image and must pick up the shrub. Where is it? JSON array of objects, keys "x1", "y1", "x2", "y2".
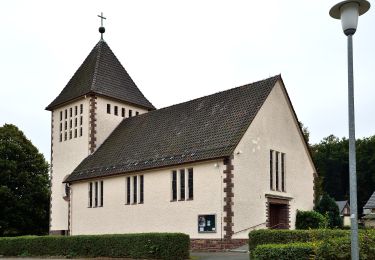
[
  {"x1": 252, "y1": 242, "x2": 316, "y2": 260},
  {"x1": 0, "y1": 233, "x2": 189, "y2": 260},
  {"x1": 296, "y1": 210, "x2": 328, "y2": 229},
  {"x1": 248, "y1": 229, "x2": 348, "y2": 251},
  {"x1": 315, "y1": 193, "x2": 343, "y2": 228}
]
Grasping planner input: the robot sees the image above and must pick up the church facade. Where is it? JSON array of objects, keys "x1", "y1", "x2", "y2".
[{"x1": 47, "y1": 37, "x2": 316, "y2": 243}]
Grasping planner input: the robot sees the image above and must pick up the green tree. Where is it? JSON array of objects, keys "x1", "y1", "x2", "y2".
[
  {"x1": 0, "y1": 124, "x2": 50, "y2": 236},
  {"x1": 315, "y1": 193, "x2": 343, "y2": 228}
]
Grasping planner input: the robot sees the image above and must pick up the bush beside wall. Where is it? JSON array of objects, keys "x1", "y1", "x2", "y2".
[
  {"x1": 252, "y1": 242, "x2": 316, "y2": 260},
  {"x1": 248, "y1": 229, "x2": 348, "y2": 251},
  {"x1": 295, "y1": 210, "x2": 327, "y2": 229},
  {"x1": 0, "y1": 233, "x2": 190, "y2": 260}
]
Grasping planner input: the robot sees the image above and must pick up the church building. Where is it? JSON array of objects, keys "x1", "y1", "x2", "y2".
[{"x1": 46, "y1": 21, "x2": 316, "y2": 248}]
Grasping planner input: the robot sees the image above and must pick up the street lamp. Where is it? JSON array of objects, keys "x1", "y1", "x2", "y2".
[{"x1": 330, "y1": 1, "x2": 370, "y2": 259}]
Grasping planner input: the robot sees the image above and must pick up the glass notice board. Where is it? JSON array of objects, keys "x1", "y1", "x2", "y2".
[{"x1": 198, "y1": 214, "x2": 216, "y2": 233}]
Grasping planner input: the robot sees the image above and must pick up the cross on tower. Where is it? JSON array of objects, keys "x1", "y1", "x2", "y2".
[{"x1": 98, "y1": 12, "x2": 106, "y2": 40}]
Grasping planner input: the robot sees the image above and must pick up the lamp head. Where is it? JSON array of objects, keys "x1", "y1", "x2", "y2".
[{"x1": 330, "y1": 0, "x2": 370, "y2": 35}]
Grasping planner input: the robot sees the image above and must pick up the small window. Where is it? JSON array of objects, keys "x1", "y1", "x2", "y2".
[
  {"x1": 122, "y1": 108, "x2": 125, "y2": 117},
  {"x1": 133, "y1": 176, "x2": 137, "y2": 204},
  {"x1": 140, "y1": 175, "x2": 144, "y2": 203},
  {"x1": 188, "y1": 168, "x2": 194, "y2": 200},
  {"x1": 75, "y1": 118, "x2": 77, "y2": 127},
  {"x1": 59, "y1": 133, "x2": 62, "y2": 142},
  {"x1": 114, "y1": 106, "x2": 118, "y2": 116},
  {"x1": 69, "y1": 130, "x2": 72, "y2": 140},
  {"x1": 172, "y1": 171, "x2": 177, "y2": 201},
  {"x1": 64, "y1": 121, "x2": 67, "y2": 130},
  {"x1": 75, "y1": 106, "x2": 77, "y2": 115},
  {"x1": 100, "y1": 181, "x2": 104, "y2": 207},
  {"x1": 126, "y1": 177, "x2": 131, "y2": 204},
  {"x1": 136, "y1": 111, "x2": 139, "y2": 116},
  {"x1": 276, "y1": 151, "x2": 279, "y2": 191},
  {"x1": 94, "y1": 182, "x2": 98, "y2": 207},
  {"x1": 80, "y1": 116, "x2": 83, "y2": 126},
  {"x1": 129, "y1": 109, "x2": 133, "y2": 117},
  {"x1": 180, "y1": 169, "x2": 185, "y2": 200},
  {"x1": 80, "y1": 127, "x2": 82, "y2": 137},
  {"x1": 70, "y1": 119, "x2": 72, "y2": 129},
  {"x1": 60, "y1": 111, "x2": 62, "y2": 121},
  {"x1": 69, "y1": 107, "x2": 72, "y2": 117},
  {"x1": 80, "y1": 104, "x2": 83, "y2": 114},
  {"x1": 64, "y1": 132, "x2": 67, "y2": 141},
  {"x1": 281, "y1": 153, "x2": 285, "y2": 192},
  {"x1": 60, "y1": 123, "x2": 62, "y2": 132},
  {"x1": 270, "y1": 150, "x2": 273, "y2": 190},
  {"x1": 65, "y1": 109, "x2": 67, "y2": 119},
  {"x1": 74, "y1": 129, "x2": 77, "y2": 138},
  {"x1": 107, "y1": 104, "x2": 111, "y2": 114},
  {"x1": 88, "y1": 182, "x2": 93, "y2": 208}
]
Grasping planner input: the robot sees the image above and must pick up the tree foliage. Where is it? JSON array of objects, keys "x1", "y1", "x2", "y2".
[
  {"x1": 0, "y1": 124, "x2": 49, "y2": 236},
  {"x1": 315, "y1": 193, "x2": 342, "y2": 228},
  {"x1": 311, "y1": 135, "x2": 375, "y2": 215}
]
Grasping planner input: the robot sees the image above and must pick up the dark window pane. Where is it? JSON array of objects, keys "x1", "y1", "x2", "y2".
[
  {"x1": 270, "y1": 150, "x2": 273, "y2": 190},
  {"x1": 133, "y1": 176, "x2": 137, "y2": 203},
  {"x1": 60, "y1": 111, "x2": 62, "y2": 121},
  {"x1": 172, "y1": 171, "x2": 177, "y2": 201},
  {"x1": 136, "y1": 111, "x2": 139, "y2": 116},
  {"x1": 80, "y1": 104, "x2": 83, "y2": 114},
  {"x1": 126, "y1": 177, "x2": 131, "y2": 204},
  {"x1": 180, "y1": 169, "x2": 185, "y2": 200},
  {"x1": 121, "y1": 108, "x2": 125, "y2": 117},
  {"x1": 94, "y1": 182, "x2": 98, "y2": 207},
  {"x1": 129, "y1": 110, "x2": 132, "y2": 117},
  {"x1": 69, "y1": 108, "x2": 72, "y2": 117},
  {"x1": 107, "y1": 104, "x2": 111, "y2": 114},
  {"x1": 140, "y1": 175, "x2": 144, "y2": 203},
  {"x1": 114, "y1": 106, "x2": 118, "y2": 116},
  {"x1": 75, "y1": 106, "x2": 77, "y2": 115},
  {"x1": 88, "y1": 182, "x2": 92, "y2": 207},
  {"x1": 188, "y1": 168, "x2": 193, "y2": 199},
  {"x1": 65, "y1": 109, "x2": 67, "y2": 119},
  {"x1": 281, "y1": 153, "x2": 285, "y2": 192},
  {"x1": 100, "y1": 181, "x2": 104, "y2": 206},
  {"x1": 80, "y1": 116, "x2": 82, "y2": 126},
  {"x1": 80, "y1": 127, "x2": 82, "y2": 137},
  {"x1": 59, "y1": 133, "x2": 62, "y2": 142},
  {"x1": 276, "y1": 151, "x2": 279, "y2": 191}
]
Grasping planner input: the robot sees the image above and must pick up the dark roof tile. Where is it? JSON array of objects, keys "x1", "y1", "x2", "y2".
[
  {"x1": 65, "y1": 75, "x2": 281, "y2": 182},
  {"x1": 46, "y1": 40, "x2": 155, "y2": 110}
]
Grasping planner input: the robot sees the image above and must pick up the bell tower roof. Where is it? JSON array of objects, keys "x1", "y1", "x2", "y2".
[{"x1": 46, "y1": 40, "x2": 155, "y2": 111}]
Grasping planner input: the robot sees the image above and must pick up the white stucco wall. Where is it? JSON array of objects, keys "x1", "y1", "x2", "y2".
[
  {"x1": 50, "y1": 97, "x2": 90, "y2": 231},
  {"x1": 232, "y1": 80, "x2": 315, "y2": 238},
  {"x1": 70, "y1": 160, "x2": 225, "y2": 239},
  {"x1": 95, "y1": 96, "x2": 148, "y2": 149}
]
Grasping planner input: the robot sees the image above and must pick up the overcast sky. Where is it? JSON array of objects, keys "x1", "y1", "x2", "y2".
[{"x1": 1, "y1": 0, "x2": 374, "y2": 160}]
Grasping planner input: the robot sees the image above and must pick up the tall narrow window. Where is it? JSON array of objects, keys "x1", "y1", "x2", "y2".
[
  {"x1": 136, "y1": 111, "x2": 139, "y2": 116},
  {"x1": 172, "y1": 171, "x2": 177, "y2": 201},
  {"x1": 80, "y1": 116, "x2": 83, "y2": 126},
  {"x1": 107, "y1": 104, "x2": 111, "y2": 114},
  {"x1": 121, "y1": 108, "x2": 125, "y2": 117},
  {"x1": 88, "y1": 182, "x2": 93, "y2": 207},
  {"x1": 133, "y1": 176, "x2": 137, "y2": 203},
  {"x1": 70, "y1": 119, "x2": 72, "y2": 129},
  {"x1": 75, "y1": 106, "x2": 78, "y2": 115},
  {"x1": 94, "y1": 182, "x2": 98, "y2": 207},
  {"x1": 64, "y1": 121, "x2": 67, "y2": 130},
  {"x1": 180, "y1": 169, "x2": 185, "y2": 200},
  {"x1": 100, "y1": 181, "x2": 104, "y2": 207},
  {"x1": 60, "y1": 123, "x2": 62, "y2": 132},
  {"x1": 80, "y1": 104, "x2": 83, "y2": 114},
  {"x1": 114, "y1": 106, "x2": 118, "y2": 116},
  {"x1": 65, "y1": 109, "x2": 67, "y2": 119},
  {"x1": 276, "y1": 151, "x2": 279, "y2": 191},
  {"x1": 80, "y1": 127, "x2": 82, "y2": 137},
  {"x1": 281, "y1": 153, "x2": 285, "y2": 192},
  {"x1": 188, "y1": 168, "x2": 194, "y2": 200},
  {"x1": 69, "y1": 130, "x2": 72, "y2": 139},
  {"x1": 59, "y1": 133, "x2": 62, "y2": 142},
  {"x1": 74, "y1": 129, "x2": 77, "y2": 138},
  {"x1": 129, "y1": 109, "x2": 133, "y2": 117},
  {"x1": 60, "y1": 111, "x2": 62, "y2": 121},
  {"x1": 126, "y1": 177, "x2": 131, "y2": 204},
  {"x1": 140, "y1": 175, "x2": 144, "y2": 203},
  {"x1": 75, "y1": 118, "x2": 77, "y2": 127},
  {"x1": 270, "y1": 150, "x2": 273, "y2": 190},
  {"x1": 64, "y1": 132, "x2": 67, "y2": 141},
  {"x1": 69, "y1": 107, "x2": 72, "y2": 117}
]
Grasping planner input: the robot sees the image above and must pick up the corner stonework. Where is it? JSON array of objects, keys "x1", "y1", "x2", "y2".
[
  {"x1": 89, "y1": 95, "x2": 97, "y2": 154},
  {"x1": 223, "y1": 155, "x2": 234, "y2": 240}
]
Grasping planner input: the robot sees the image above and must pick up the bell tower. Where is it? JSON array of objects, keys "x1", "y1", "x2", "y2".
[{"x1": 46, "y1": 15, "x2": 155, "y2": 234}]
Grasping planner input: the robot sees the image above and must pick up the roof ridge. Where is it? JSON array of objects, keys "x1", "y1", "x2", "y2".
[{"x1": 90, "y1": 40, "x2": 103, "y2": 92}]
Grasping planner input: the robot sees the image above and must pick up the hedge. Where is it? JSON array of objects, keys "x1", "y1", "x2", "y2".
[
  {"x1": 252, "y1": 231, "x2": 375, "y2": 260},
  {"x1": 0, "y1": 233, "x2": 189, "y2": 260},
  {"x1": 252, "y1": 242, "x2": 316, "y2": 260},
  {"x1": 248, "y1": 229, "x2": 348, "y2": 251},
  {"x1": 296, "y1": 210, "x2": 327, "y2": 229}
]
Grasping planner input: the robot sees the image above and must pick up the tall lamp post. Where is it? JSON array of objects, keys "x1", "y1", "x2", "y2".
[{"x1": 329, "y1": 1, "x2": 370, "y2": 259}]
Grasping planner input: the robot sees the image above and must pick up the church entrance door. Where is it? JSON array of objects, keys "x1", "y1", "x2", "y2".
[{"x1": 269, "y1": 203, "x2": 288, "y2": 229}]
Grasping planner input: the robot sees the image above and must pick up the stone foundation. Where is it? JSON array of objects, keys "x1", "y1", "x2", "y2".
[{"x1": 190, "y1": 239, "x2": 248, "y2": 252}]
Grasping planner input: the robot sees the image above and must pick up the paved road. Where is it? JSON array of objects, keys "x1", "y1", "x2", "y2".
[{"x1": 191, "y1": 252, "x2": 248, "y2": 260}]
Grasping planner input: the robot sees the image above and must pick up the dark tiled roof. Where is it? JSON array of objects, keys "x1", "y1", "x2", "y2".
[
  {"x1": 46, "y1": 40, "x2": 155, "y2": 110},
  {"x1": 364, "y1": 191, "x2": 375, "y2": 209},
  {"x1": 335, "y1": 200, "x2": 349, "y2": 214},
  {"x1": 65, "y1": 75, "x2": 281, "y2": 183}
]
